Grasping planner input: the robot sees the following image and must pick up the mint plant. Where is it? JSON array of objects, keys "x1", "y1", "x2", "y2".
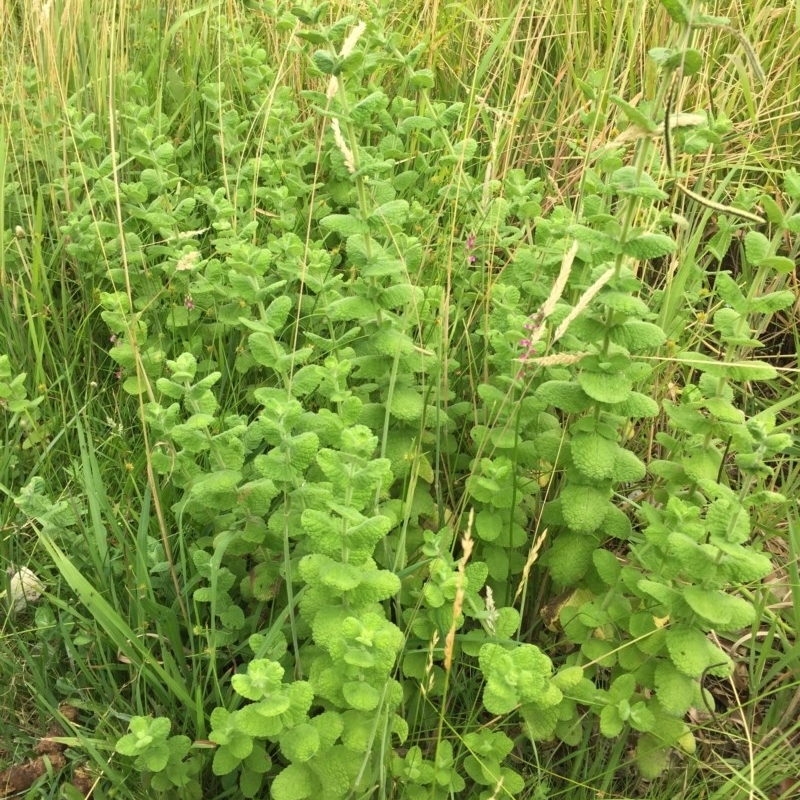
[
  {"x1": 5, "y1": 1, "x2": 796, "y2": 798},
  {"x1": 115, "y1": 717, "x2": 201, "y2": 799}
]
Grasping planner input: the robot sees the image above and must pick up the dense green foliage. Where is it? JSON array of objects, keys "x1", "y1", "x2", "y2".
[{"x1": 2, "y1": 1, "x2": 799, "y2": 799}]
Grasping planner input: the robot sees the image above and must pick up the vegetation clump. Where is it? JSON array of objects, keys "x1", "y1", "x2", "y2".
[{"x1": 1, "y1": 1, "x2": 799, "y2": 798}]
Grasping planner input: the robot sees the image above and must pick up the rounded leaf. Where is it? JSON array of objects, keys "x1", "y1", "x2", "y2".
[
  {"x1": 578, "y1": 370, "x2": 632, "y2": 404},
  {"x1": 279, "y1": 723, "x2": 320, "y2": 763},
  {"x1": 571, "y1": 433, "x2": 619, "y2": 481},
  {"x1": 560, "y1": 484, "x2": 612, "y2": 533}
]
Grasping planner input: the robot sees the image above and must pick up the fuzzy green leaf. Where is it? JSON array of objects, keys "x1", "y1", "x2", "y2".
[
  {"x1": 610, "y1": 95, "x2": 657, "y2": 132},
  {"x1": 389, "y1": 387, "x2": 424, "y2": 420},
  {"x1": 552, "y1": 665, "x2": 585, "y2": 691},
  {"x1": 570, "y1": 433, "x2": 619, "y2": 481},
  {"x1": 666, "y1": 626, "x2": 731, "y2": 677},
  {"x1": 612, "y1": 448, "x2": 647, "y2": 482},
  {"x1": 372, "y1": 328, "x2": 415, "y2": 357},
  {"x1": 660, "y1": 0, "x2": 690, "y2": 23},
  {"x1": 475, "y1": 509, "x2": 503, "y2": 542},
  {"x1": 743, "y1": 231, "x2": 770, "y2": 265},
  {"x1": 543, "y1": 530, "x2": 597, "y2": 585},
  {"x1": 655, "y1": 660, "x2": 696, "y2": 715},
  {"x1": 614, "y1": 391, "x2": 660, "y2": 417},
  {"x1": 749, "y1": 290, "x2": 796, "y2": 314},
  {"x1": 536, "y1": 381, "x2": 593, "y2": 413},
  {"x1": 279, "y1": 723, "x2": 320, "y2": 763},
  {"x1": 578, "y1": 370, "x2": 632, "y2": 404},
  {"x1": 714, "y1": 271, "x2": 747, "y2": 312},
  {"x1": 683, "y1": 586, "x2": 755, "y2": 630},
  {"x1": 560, "y1": 484, "x2": 612, "y2": 533},
  {"x1": 342, "y1": 680, "x2": 380, "y2": 711},
  {"x1": 636, "y1": 579, "x2": 681, "y2": 614},
  {"x1": 608, "y1": 320, "x2": 666, "y2": 352},
  {"x1": 271, "y1": 763, "x2": 316, "y2": 800},
  {"x1": 369, "y1": 199, "x2": 409, "y2": 228},
  {"x1": 623, "y1": 233, "x2": 677, "y2": 260},
  {"x1": 231, "y1": 659, "x2": 285, "y2": 703},
  {"x1": 609, "y1": 166, "x2": 668, "y2": 200},
  {"x1": 683, "y1": 448, "x2": 722, "y2": 482},
  {"x1": 349, "y1": 91, "x2": 388, "y2": 125},
  {"x1": 629, "y1": 701, "x2": 655, "y2": 732},
  {"x1": 784, "y1": 169, "x2": 800, "y2": 200},
  {"x1": 320, "y1": 214, "x2": 368, "y2": 237},
  {"x1": 327, "y1": 296, "x2": 377, "y2": 321},
  {"x1": 187, "y1": 470, "x2": 242, "y2": 510},
  {"x1": 592, "y1": 549, "x2": 621, "y2": 586},
  {"x1": 600, "y1": 704, "x2": 624, "y2": 737},
  {"x1": 319, "y1": 561, "x2": 364, "y2": 591},
  {"x1": 636, "y1": 734, "x2": 671, "y2": 778}
]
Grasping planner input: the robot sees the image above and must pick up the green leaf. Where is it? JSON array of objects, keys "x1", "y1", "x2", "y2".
[
  {"x1": 784, "y1": 169, "x2": 800, "y2": 200},
  {"x1": 312, "y1": 50, "x2": 337, "y2": 75},
  {"x1": 598, "y1": 291, "x2": 651, "y2": 317},
  {"x1": 636, "y1": 734, "x2": 670, "y2": 778},
  {"x1": 578, "y1": 370, "x2": 632, "y2": 404},
  {"x1": 600, "y1": 704, "x2": 624, "y2": 737},
  {"x1": 683, "y1": 448, "x2": 722, "y2": 482},
  {"x1": 342, "y1": 680, "x2": 380, "y2": 710},
  {"x1": 543, "y1": 530, "x2": 597, "y2": 585},
  {"x1": 213, "y1": 744, "x2": 245, "y2": 776},
  {"x1": 536, "y1": 381, "x2": 593, "y2": 413},
  {"x1": 592, "y1": 549, "x2": 621, "y2": 586},
  {"x1": 327, "y1": 296, "x2": 375, "y2": 321},
  {"x1": 389, "y1": 387, "x2": 424, "y2": 420},
  {"x1": 122, "y1": 374, "x2": 148, "y2": 396},
  {"x1": 440, "y1": 137, "x2": 478, "y2": 166},
  {"x1": 636, "y1": 580, "x2": 681, "y2": 614},
  {"x1": 410, "y1": 68, "x2": 435, "y2": 88},
  {"x1": 570, "y1": 433, "x2": 619, "y2": 481},
  {"x1": 610, "y1": 95, "x2": 656, "y2": 131},
  {"x1": 678, "y1": 351, "x2": 777, "y2": 381},
  {"x1": 759, "y1": 255, "x2": 795, "y2": 273},
  {"x1": 666, "y1": 626, "x2": 731, "y2": 677},
  {"x1": 623, "y1": 232, "x2": 677, "y2": 259},
  {"x1": 320, "y1": 561, "x2": 363, "y2": 591},
  {"x1": 552, "y1": 665, "x2": 585, "y2": 691},
  {"x1": 612, "y1": 448, "x2": 646, "y2": 482},
  {"x1": 655, "y1": 660, "x2": 696, "y2": 715},
  {"x1": 615, "y1": 391, "x2": 660, "y2": 417},
  {"x1": 660, "y1": 0, "x2": 690, "y2": 23},
  {"x1": 369, "y1": 199, "x2": 409, "y2": 228},
  {"x1": 683, "y1": 586, "x2": 755, "y2": 629},
  {"x1": 231, "y1": 658, "x2": 285, "y2": 702},
  {"x1": 560, "y1": 484, "x2": 612, "y2": 533},
  {"x1": 714, "y1": 272, "x2": 747, "y2": 312},
  {"x1": 608, "y1": 320, "x2": 666, "y2": 351},
  {"x1": 271, "y1": 763, "x2": 317, "y2": 800},
  {"x1": 744, "y1": 231, "x2": 770, "y2": 265},
  {"x1": 475, "y1": 509, "x2": 503, "y2": 542},
  {"x1": 186, "y1": 470, "x2": 241, "y2": 510},
  {"x1": 373, "y1": 328, "x2": 415, "y2": 357},
  {"x1": 320, "y1": 213, "x2": 368, "y2": 237},
  {"x1": 629, "y1": 702, "x2": 655, "y2": 732},
  {"x1": 349, "y1": 91, "x2": 388, "y2": 125},
  {"x1": 609, "y1": 166, "x2": 668, "y2": 200},
  {"x1": 279, "y1": 723, "x2": 320, "y2": 763}
]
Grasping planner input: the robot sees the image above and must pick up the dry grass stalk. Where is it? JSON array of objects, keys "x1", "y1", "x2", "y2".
[{"x1": 443, "y1": 509, "x2": 475, "y2": 672}]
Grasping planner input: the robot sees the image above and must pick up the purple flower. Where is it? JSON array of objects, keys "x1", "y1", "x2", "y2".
[
  {"x1": 465, "y1": 232, "x2": 477, "y2": 264},
  {"x1": 184, "y1": 295, "x2": 195, "y2": 310}
]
